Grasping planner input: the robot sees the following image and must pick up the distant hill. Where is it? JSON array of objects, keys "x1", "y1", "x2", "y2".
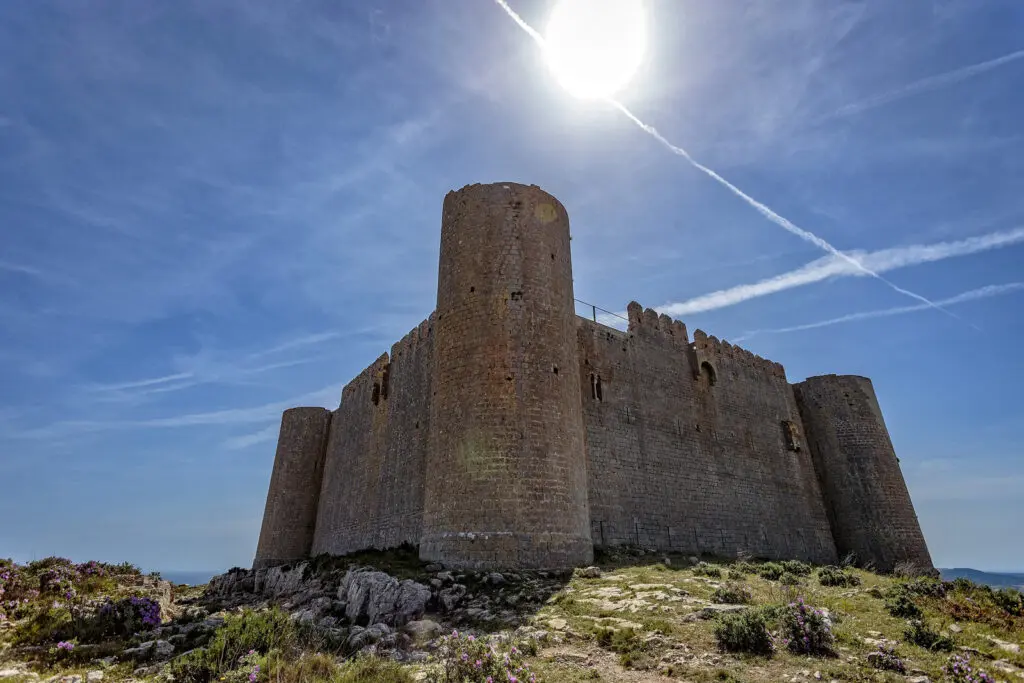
[
  {"x1": 160, "y1": 569, "x2": 221, "y2": 585},
  {"x1": 939, "y1": 567, "x2": 1024, "y2": 589}
]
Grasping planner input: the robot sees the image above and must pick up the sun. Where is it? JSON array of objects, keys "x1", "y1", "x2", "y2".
[{"x1": 543, "y1": 0, "x2": 647, "y2": 100}]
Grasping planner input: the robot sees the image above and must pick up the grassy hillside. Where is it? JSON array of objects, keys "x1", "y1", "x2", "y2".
[{"x1": 2, "y1": 553, "x2": 1023, "y2": 682}]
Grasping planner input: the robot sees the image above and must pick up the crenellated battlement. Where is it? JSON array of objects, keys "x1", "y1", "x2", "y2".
[
  {"x1": 691, "y1": 328, "x2": 786, "y2": 380},
  {"x1": 626, "y1": 301, "x2": 689, "y2": 345},
  {"x1": 390, "y1": 312, "x2": 437, "y2": 360}
]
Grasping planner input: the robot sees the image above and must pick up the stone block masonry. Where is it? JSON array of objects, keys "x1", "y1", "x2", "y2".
[{"x1": 253, "y1": 181, "x2": 934, "y2": 573}]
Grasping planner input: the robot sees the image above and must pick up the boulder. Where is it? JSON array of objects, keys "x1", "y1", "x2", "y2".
[
  {"x1": 122, "y1": 639, "x2": 174, "y2": 662},
  {"x1": 575, "y1": 566, "x2": 602, "y2": 579},
  {"x1": 85, "y1": 672, "x2": 103, "y2": 683},
  {"x1": 438, "y1": 584, "x2": 467, "y2": 612},
  {"x1": 403, "y1": 619, "x2": 442, "y2": 644},
  {"x1": 337, "y1": 568, "x2": 430, "y2": 627}
]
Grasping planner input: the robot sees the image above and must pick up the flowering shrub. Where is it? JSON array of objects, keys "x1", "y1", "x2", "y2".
[
  {"x1": 943, "y1": 653, "x2": 997, "y2": 682},
  {"x1": 96, "y1": 596, "x2": 162, "y2": 635},
  {"x1": 778, "y1": 597, "x2": 834, "y2": 656},
  {"x1": 817, "y1": 566, "x2": 860, "y2": 587},
  {"x1": 712, "y1": 610, "x2": 774, "y2": 656},
  {"x1": 712, "y1": 582, "x2": 752, "y2": 605},
  {"x1": 868, "y1": 643, "x2": 906, "y2": 673},
  {"x1": 429, "y1": 630, "x2": 538, "y2": 683}
]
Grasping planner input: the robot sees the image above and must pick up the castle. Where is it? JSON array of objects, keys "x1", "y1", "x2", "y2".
[{"x1": 253, "y1": 182, "x2": 933, "y2": 573}]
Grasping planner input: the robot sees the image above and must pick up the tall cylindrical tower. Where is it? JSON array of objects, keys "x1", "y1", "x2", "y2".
[
  {"x1": 421, "y1": 182, "x2": 592, "y2": 569},
  {"x1": 252, "y1": 407, "x2": 332, "y2": 569},
  {"x1": 794, "y1": 375, "x2": 933, "y2": 572}
]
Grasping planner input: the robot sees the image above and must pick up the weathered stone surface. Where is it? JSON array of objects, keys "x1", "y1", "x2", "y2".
[
  {"x1": 85, "y1": 671, "x2": 103, "y2": 683},
  {"x1": 403, "y1": 619, "x2": 442, "y2": 643},
  {"x1": 122, "y1": 639, "x2": 174, "y2": 662},
  {"x1": 337, "y1": 569, "x2": 430, "y2": 627},
  {"x1": 438, "y1": 584, "x2": 467, "y2": 612}
]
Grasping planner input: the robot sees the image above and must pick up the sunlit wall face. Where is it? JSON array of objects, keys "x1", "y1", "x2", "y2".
[{"x1": 543, "y1": 0, "x2": 647, "y2": 99}]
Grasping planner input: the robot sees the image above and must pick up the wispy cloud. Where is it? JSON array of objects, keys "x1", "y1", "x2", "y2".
[
  {"x1": 79, "y1": 331, "x2": 348, "y2": 403},
  {"x1": 822, "y1": 48, "x2": 1024, "y2": 121},
  {"x1": 660, "y1": 226, "x2": 1024, "y2": 317},
  {"x1": 10, "y1": 384, "x2": 340, "y2": 441},
  {"x1": 734, "y1": 283, "x2": 1024, "y2": 341},
  {"x1": 222, "y1": 424, "x2": 280, "y2": 451}
]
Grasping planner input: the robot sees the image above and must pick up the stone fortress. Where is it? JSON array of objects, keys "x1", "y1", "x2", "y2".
[{"x1": 253, "y1": 182, "x2": 933, "y2": 574}]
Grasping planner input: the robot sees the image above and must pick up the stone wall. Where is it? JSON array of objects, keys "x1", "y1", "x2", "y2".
[
  {"x1": 420, "y1": 182, "x2": 592, "y2": 569},
  {"x1": 578, "y1": 303, "x2": 838, "y2": 564},
  {"x1": 310, "y1": 316, "x2": 435, "y2": 557},
  {"x1": 253, "y1": 407, "x2": 332, "y2": 569},
  {"x1": 794, "y1": 375, "x2": 933, "y2": 572}
]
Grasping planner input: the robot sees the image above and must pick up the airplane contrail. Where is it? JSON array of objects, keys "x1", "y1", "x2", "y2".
[
  {"x1": 490, "y1": 0, "x2": 966, "y2": 326},
  {"x1": 732, "y1": 283, "x2": 1024, "y2": 342},
  {"x1": 823, "y1": 48, "x2": 1024, "y2": 121},
  {"x1": 661, "y1": 226, "x2": 1024, "y2": 316}
]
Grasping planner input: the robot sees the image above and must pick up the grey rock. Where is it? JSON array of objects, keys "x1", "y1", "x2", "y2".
[
  {"x1": 700, "y1": 604, "x2": 748, "y2": 619},
  {"x1": 337, "y1": 569, "x2": 431, "y2": 627},
  {"x1": 0, "y1": 667, "x2": 38, "y2": 680},
  {"x1": 85, "y1": 671, "x2": 104, "y2": 683},
  {"x1": 317, "y1": 616, "x2": 339, "y2": 629},
  {"x1": 575, "y1": 566, "x2": 602, "y2": 579},
  {"x1": 403, "y1": 619, "x2": 442, "y2": 643},
  {"x1": 439, "y1": 584, "x2": 468, "y2": 612},
  {"x1": 487, "y1": 572, "x2": 506, "y2": 586},
  {"x1": 436, "y1": 571, "x2": 454, "y2": 584},
  {"x1": 425, "y1": 563, "x2": 443, "y2": 573},
  {"x1": 122, "y1": 639, "x2": 174, "y2": 662}
]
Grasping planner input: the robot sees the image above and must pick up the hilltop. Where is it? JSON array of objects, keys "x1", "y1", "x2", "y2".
[{"x1": 2, "y1": 551, "x2": 1023, "y2": 682}]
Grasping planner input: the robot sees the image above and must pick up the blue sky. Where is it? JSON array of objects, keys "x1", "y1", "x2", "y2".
[{"x1": 1, "y1": 0, "x2": 1022, "y2": 574}]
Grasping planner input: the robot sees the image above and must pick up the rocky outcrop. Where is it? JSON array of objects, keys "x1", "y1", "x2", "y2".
[{"x1": 337, "y1": 569, "x2": 430, "y2": 627}]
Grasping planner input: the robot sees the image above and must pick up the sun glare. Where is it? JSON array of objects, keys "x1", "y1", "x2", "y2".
[{"x1": 543, "y1": 0, "x2": 647, "y2": 99}]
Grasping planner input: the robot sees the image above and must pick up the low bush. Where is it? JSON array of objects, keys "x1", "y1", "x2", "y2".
[
  {"x1": 885, "y1": 591, "x2": 922, "y2": 619},
  {"x1": 993, "y1": 587, "x2": 1024, "y2": 616},
  {"x1": 903, "y1": 619, "x2": 954, "y2": 652},
  {"x1": 817, "y1": 566, "x2": 860, "y2": 587},
  {"x1": 337, "y1": 656, "x2": 413, "y2": 683},
  {"x1": 732, "y1": 562, "x2": 755, "y2": 575},
  {"x1": 779, "y1": 572, "x2": 801, "y2": 586},
  {"x1": 901, "y1": 577, "x2": 948, "y2": 598},
  {"x1": 712, "y1": 583, "x2": 752, "y2": 605},
  {"x1": 778, "y1": 597, "x2": 834, "y2": 656},
  {"x1": 693, "y1": 562, "x2": 722, "y2": 578},
  {"x1": 713, "y1": 609, "x2": 774, "y2": 656},
  {"x1": 756, "y1": 563, "x2": 784, "y2": 581},
  {"x1": 781, "y1": 560, "x2": 812, "y2": 576},
  {"x1": 167, "y1": 608, "x2": 297, "y2": 683}
]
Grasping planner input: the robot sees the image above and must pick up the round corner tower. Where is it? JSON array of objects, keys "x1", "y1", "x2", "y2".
[
  {"x1": 793, "y1": 375, "x2": 933, "y2": 573},
  {"x1": 253, "y1": 406, "x2": 332, "y2": 569},
  {"x1": 421, "y1": 182, "x2": 592, "y2": 570}
]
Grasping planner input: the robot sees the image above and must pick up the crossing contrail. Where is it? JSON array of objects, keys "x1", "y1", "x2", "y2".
[
  {"x1": 732, "y1": 283, "x2": 1024, "y2": 342},
  {"x1": 490, "y1": 0, "x2": 966, "y2": 326},
  {"x1": 823, "y1": 48, "x2": 1024, "y2": 121}
]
